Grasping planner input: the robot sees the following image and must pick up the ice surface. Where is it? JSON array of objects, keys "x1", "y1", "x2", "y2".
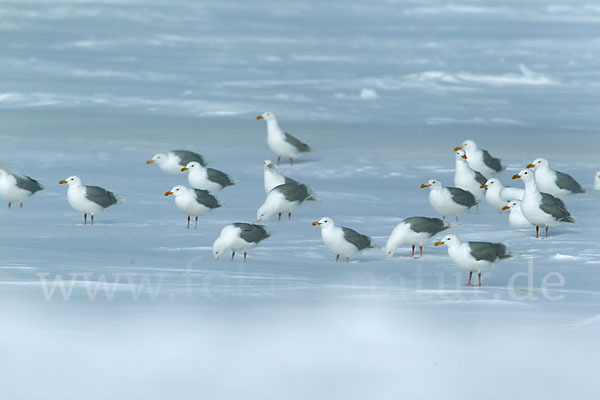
[{"x1": 1, "y1": 0, "x2": 600, "y2": 398}]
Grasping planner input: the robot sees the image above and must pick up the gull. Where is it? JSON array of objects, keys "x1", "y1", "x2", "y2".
[
  {"x1": 146, "y1": 150, "x2": 206, "y2": 174},
  {"x1": 421, "y1": 179, "x2": 477, "y2": 221},
  {"x1": 256, "y1": 182, "x2": 314, "y2": 222},
  {"x1": 385, "y1": 216, "x2": 451, "y2": 258},
  {"x1": 481, "y1": 177, "x2": 524, "y2": 211},
  {"x1": 526, "y1": 157, "x2": 585, "y2": 198},
  {"x1": 435, "y1": 234, "x2": 514, "y2": 286},
  {"x1": 312, "y1": 217, "x2": 376, "y2": 261},
  {"x1": 454, "y1": 139, "x2": 502, "y2": 179},
  {"x1": 213, "y1": 223, "x2": 271, "y2": 261},
  {"x1": 181, "y1": 162, "x2": 235, "y2": 193},
  {"x1": 502, "y1": 200, "x2": 533, "y2": 229},
  {"x1": 512, "y1": 169, "x2": 574, "y2": 238},
  {"x1": 453, "y1": 149, "x2": 486, "y2": 202},
  {"x1": 59, "y1": 176, "x2": 126, "y2": 225},
  {"x1": 164, "y1": 185, "x2": 221, "y2": 228},
  {"x1": 256, "y1": 112, "x2": 310, "y2": 165},
  {"x1": 263, "y1": 159, "x2": 299, "y2": 193},
  {"x1": 0, "y1": 169, "x2": 44, "y2": 208}
]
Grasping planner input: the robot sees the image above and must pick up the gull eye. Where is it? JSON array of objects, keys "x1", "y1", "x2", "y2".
[
  {"x1": 538, "y1": 161, "x2": 541, "y2": 164},
  {"x1": 447, "y1": 237, "x2": 451, "y2": 240}
]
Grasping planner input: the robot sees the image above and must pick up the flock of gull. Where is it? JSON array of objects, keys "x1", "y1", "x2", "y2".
[{"x1": 1, "y1": 112, "x2": 599, "y2": 286}]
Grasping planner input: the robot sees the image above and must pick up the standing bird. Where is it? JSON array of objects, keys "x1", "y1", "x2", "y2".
[
  {"x1": 526, "y1": 158, "x2": 585, "y2": 198},
  {"x1": 263, "y1": 159, "x2": 299, "y2": 193},
  {"x1": 512, "y1": 169, "x2": 574, "y2": 238},
  {"x1": 421, "y1": 179, "x2": 477, "y2": 221},
  {"x1": 0, "y1": 169, "x2": 44, "y2": 208},
  {"x1": 481, "y1": 178, "x2": 524, "y2": 211},
  {"x1": 502, "y1": 200, "x2": 533, "y2": 229},
  {"x1": 59, "y1": 176, "x2": 126, "y2": 225},
  {"x1": 594, "y1": 171, "x2": 600, "y2": 190},
  {"x1": 213, "y1": 223, "x2": 271, "y2": 261},
  {"x1": 435, "y1": 234, "x2": 514, "y2": 287},
  {"x1": 181, "y1": 162, "x2": 235, "y2": 193},
  {"x1": 164, "y1": 185, "x2": 221, "y2": 228},
  {"x1": 454, "y1": 139, "x2": 502, "y2": 179},
  {"x1": 312, "y1": 217, "x2": 376, "y2": 261},
  {"x1": 146, "y1": 150, "x2": 206, "y2": 174},
  {"x1": 385, "y1": 216, "x2": 451, "y2": 258},
  {"x1": 453, "y1": 149, "x2": 486, "y2": 202},
  {"x1": 256, "y1": 112, "x2": 310, "y2": 165},
  {"x1": 256, "y1": 182, "x2": 314, "y2": 222}
]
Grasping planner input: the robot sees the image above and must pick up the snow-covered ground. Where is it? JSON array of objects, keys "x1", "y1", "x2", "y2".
[{"x1": 1, "y1": 0, "x2": 600, "y2": 398}]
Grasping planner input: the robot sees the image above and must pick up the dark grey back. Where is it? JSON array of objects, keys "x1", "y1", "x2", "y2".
[
  {"x1": 482, "y1": 149, "x2": 502, "y2": 172},
  {"x1": 207, "y1": 168, "x2": 235, "y2": 187},
  {"x1": 468, "y1": 242, "x2": 510, "y2": 262},
  {"x1": 342, "y1": 227, "x2": 374, "y2": 251},
  {"x1": 172, "y1": 150, "x2": 206, "y2": 167},
  {"x1": 15, "y1": 175, "x2": 44, "y2": 194},
  {"x1": 474, "y1": 171, "x2": 487, "y2": 185},
  {"x1": 193, "y1": 189, "x2": 220, "y2": 209},
  {"x1": 233, "y1": 223, "x2": 270, "y2": 244},
  {"x1": 540, "y1": 193, "x2": 574, "y2": 222},
  {"x1": 274, "y1": 182, "x2": 312, "y2": 202},
  {"x1": 284, "y1": 132, "x2": 310, "y2": 153},
  {"x1": 85, "y1": 186, "x2": 118, "y2": 208},
  {"x1": 555, "y1": 171, "x2": 585, "y2": 194},
  {"x1": 447, "y1": 187, "x2": 477, "y2": 207},
  {"x1": 405, "y1": 216, "x2": 449, "y2": 236}
]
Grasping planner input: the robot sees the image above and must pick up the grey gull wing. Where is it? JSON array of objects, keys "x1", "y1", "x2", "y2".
[
  {"x1": 468, "y1": 242, "x2": 511, "y2": 262},
  {"x1": 85, "y1": 186, "x2": 118, "y2": 208},
  {"x1": 474, "y1": 171, "x2": 487, "y2": 185},
  {"x1": 482, "y1": 149, "x2": 502, "y2": 172},
  {"x1": 273, "y1": 182, "x2": 312, "y2": 203},
  {"x1": 207, "y1": 168, "x2": 235, "y2": 187},
  {"x1": 540, "y1": 193, "x2": 574, "y2": 222},
  {"x1": 341, "y1": 227, "x2": 374, "y2": 251},
  {"x1": 15, "y1": 175, "x2": 44, "y2": 194},
  {"x1": 447, "y1": 187, "x2": 477, "y2": 207},
  {"x1": 284, "y1": 132, "x2": 310, "y2": 153},
  {"x1": 172, "y1": 150, "x2": 206, "y2": 167},
  {"x1": 193, "y1": 189, "x2": 221, "y2": 209},
  {"x1": 555, "y1": 171, "x2": 585, "y2": 194},
  {"x1": 405, "y1": 217, "x2": 449, "y2": 236},
  {"x1": 233, "y1": 223, "x2": 271, "y2": 243}
]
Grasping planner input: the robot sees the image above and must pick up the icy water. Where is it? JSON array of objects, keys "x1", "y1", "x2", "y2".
[{"x1": 1, "y1": 0, "x2": 600, "y2": 399}]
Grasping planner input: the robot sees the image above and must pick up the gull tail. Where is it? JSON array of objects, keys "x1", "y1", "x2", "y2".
[{"x1": 117, "y1": 195, "x2": 128, "y2": 204}]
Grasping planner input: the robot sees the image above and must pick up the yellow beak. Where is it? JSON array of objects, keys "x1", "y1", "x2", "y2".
[
  {"x1": 420, "y1": 183, "x2": 431, "y2": 188},
  {"x1": 312, "y1": 221, "x2": 321, "y2": 226},
  {"x1": 453, "y1": 146, "x2": 463, "y2": 151},
  {"x1": 256, "y1": 218, "x2": 262, "y2": 222},
  {"x1": 501, "y1": 205, "x2": 510, "y2": 210},
  {"x1": 526, "y1": 163, "x2": 535, "y2": 168},
  {"x1": 434, "y1": 241, "x2": 444, "y2": 246},
  {"x1": 59, "y1": 180, "x2": 67, "y2": 184},
  {"x1": 267, "y1": 164, "x2": 272, "y2": 169},
  {"x1": 256, "y1": 115, "x2": 264, "y2": 120},
  {"x1": 512, "y1": 174, "x2": 521, "y2": 179},
  {"x1": 181, "y1": 167, "x2": 189, "y2": 171},
  {"x1": 461, "y1": 154, "x2": 467, "y2": 159},
  {"x1": 164, "y1": 191, "x2": 173, "y2": 196},
  {"x1": 480, "y1": 184, "x2": 488, "y2": 188},
  {"x1": 146, "y1": 159, "x2": 155, "y2": 164}
]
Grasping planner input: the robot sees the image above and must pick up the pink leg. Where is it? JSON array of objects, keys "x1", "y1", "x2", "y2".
[
  {"x1": 465, "y1": 271, "x2": 473, "y2": 286},
  {"x1": 289, "y1": 157, "x2": 293, "y2": 166},
  {"x1": 187, "y1": 216, "x2": 190, "y2": 229},
  {"x1": 536, "y1": 225, "x2": 539, "y2": 238},
  {"x1": 477, "y1": 272, "x2": 482, "y2": 287},
  {"x1": 91, "y1": 215, "x2": 94, "y2": 225},
  {"x1": 20, "y1": 202, "x2": 23, "y2": 209},
  {"x1": 419, "y1": 245, "x2": 423, "y2": 258},
  {"x1": 411, "y1": 245, "x2": 415, "y2": 257},
  {"x1": 545, "y1": 226, "x2": 549, "y2": 238},
  {"x1": 195, "y1": 216, "x2": 198, "y2": 229},
  {"x1": 288, "y1": 212, "x2": 291, "y2": 220},
  {"x1": 278, "y1": 213, "x2": 282, "y2": 220},
  {"x1": 336, "y1": 254, "x2": 339, "y2": 262},
  {"x1": 277, "y1": 156, "x2": 281, "y2": 165},
  {"x1": 84, "y1": 213, "x2": 87, "y2": 225},
  {"x1": 8, "y1": 202, "x2": 11, "y2": 209},
  {"x1": 231, "y1": 251, "x2": 235, "y2": 261},
  {"x1": 243, "y1": 251, "x2": 247, "y2": 261}
]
